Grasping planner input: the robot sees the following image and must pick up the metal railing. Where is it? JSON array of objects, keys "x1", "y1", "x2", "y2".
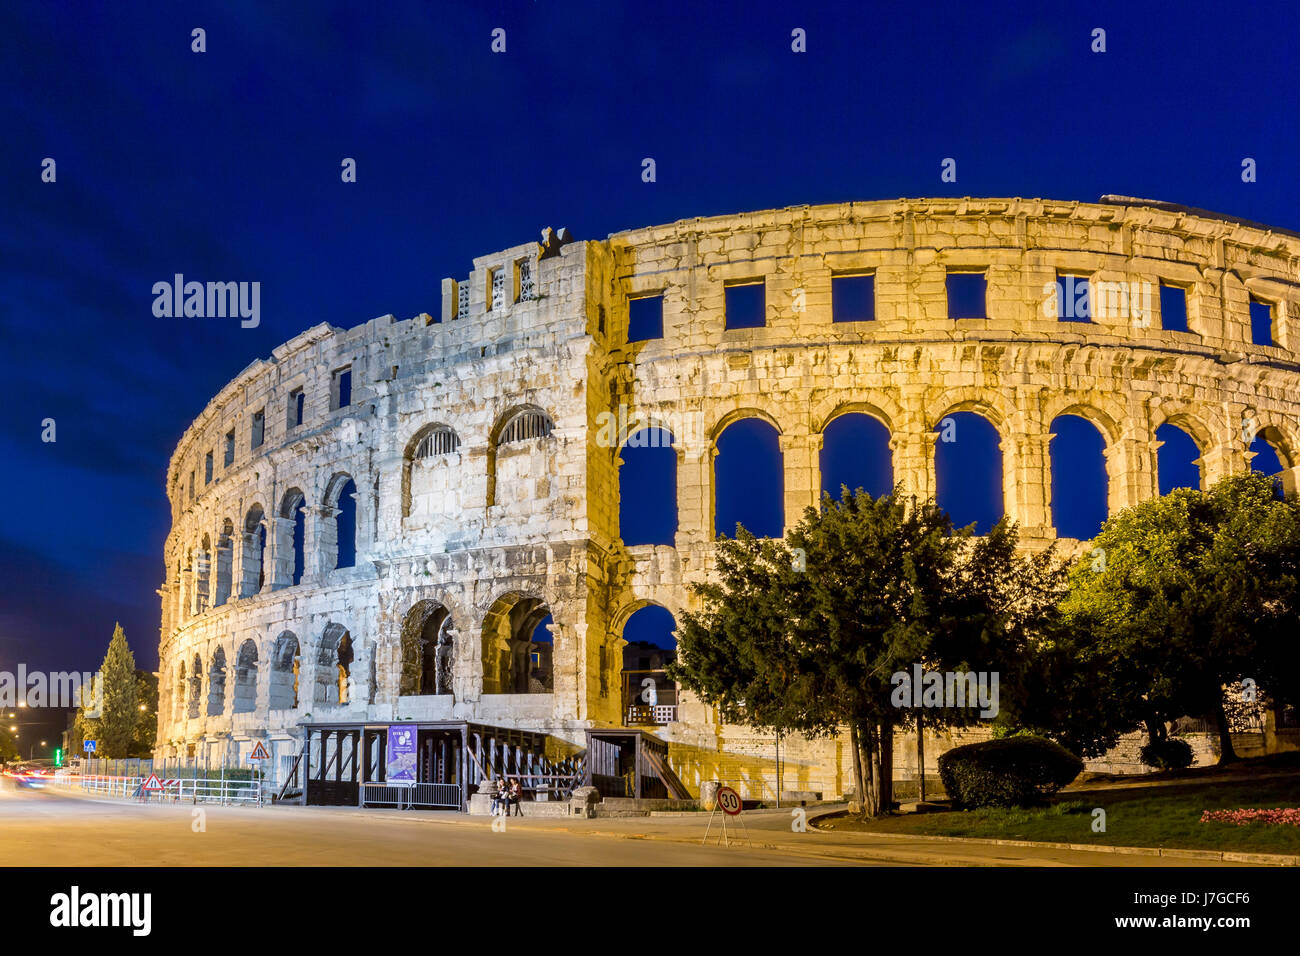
[
  {"x1": 79, "y1": 774, "x2": 265, "y2": 805},
  {"x1": 360, "y1": 781, "x2": 462, "y2": 809}
]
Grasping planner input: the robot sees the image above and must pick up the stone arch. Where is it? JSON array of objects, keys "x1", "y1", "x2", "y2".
[
  {"x1": 232, "y1": 639, "x2": 258, "y2": 714},
  {"x1": 481, "y1": 592, "x2": 553, "y2": 695},
  {"x1": 315, "y1": 622, "x2": 354, "y2": 706},
  {"x1": 402, "y1": 423, "x2": 461, "y2": 518},
  {"x1": 1038, "y1": 397, "x2": 1125, "y2": 448},
  {"x1": 213, "y1": 518, "x2": 234, "y2": 607},
  {"x1": 487, "y1": 404, "x2": 556, "y2": 508},
  {"x1": 619, "y1": 427, "x2": 678, "y2": 546},
  {"x1": 323, "y1": 474, "x2": 357, "y2": 570},
  {"x1": 1049, "y1": 414, "x2": 1109, "y2": 539},
  {"x1": 268, "y1": 631, "x2": 300, "y2": 710},
  {"x1": 241, "y1": 504, "x2": 267, "y2": 597},
  {"x1": 713, "y1": 415, "x2": 784, "y2": 539},
  {"x1": 929, "y1": 392, "x2": 1010, "y2": 433},
  {"x1": 206, "y1": 646, "x2": 227, "y2": 717},
  {"x1": 819, "y1": 411, "x2": 894, "y2": 504},
  {"x1": 399, "y1": 600, "x2": 454, "y2": 696},
  {"x1": 813, "y1": 396, "x2": 904, "y2": 438},
  {"x1": 710, "y1": 405, "x2": 784, "y2": 443},
  {"x1": 277, "y1": 487, "x2": 308, "y2": 588},
  {"x1": 933, "y1": 410, "x2": 1004, "y2": 534}
]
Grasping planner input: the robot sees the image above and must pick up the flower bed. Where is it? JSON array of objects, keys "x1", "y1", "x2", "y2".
[{"x1": 1200, "y1": 807, "x2": 1300, "y2": 826}]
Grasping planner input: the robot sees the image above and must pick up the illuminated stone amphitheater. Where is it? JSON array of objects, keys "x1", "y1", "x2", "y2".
[{"x1": 156, "y1": 197, "x2": 1300, "y2": 806}]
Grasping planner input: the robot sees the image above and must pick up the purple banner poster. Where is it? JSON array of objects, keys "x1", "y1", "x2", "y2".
[{"x1": 386, "y1": 724, "x2": 417, "y2": 783}]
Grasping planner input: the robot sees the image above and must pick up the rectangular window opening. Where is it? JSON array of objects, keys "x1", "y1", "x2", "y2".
[
  {"x1": 332, "y1": 366, "x2": 352, "y2": 410},
  {"x1": 1159, "y1": 283, "x2": 1189, "y2": 332},
  {"x1": 724, "y1": 280, "x2": 766, "y2": 330},
  {"x1": 224, "y1": 429, "x2": 235, "y2": 467},
  {"x1": 1250, "y1": 297, "x2": 1275, "y2": 346},
  {"x1": 1057, "y1": 274, "x2": 1092, "y2": 322},
  {"x1": 251, "y1": 409, "x2": 265, "y2": 449},
  {"x1": 628, "y1": 294, "x2": 664, "y2": 342},
  {"x1": 204, "y1": 451, "x2": 213, "y2": 485},
  {"x1": 946, "y1": 271, "x2": 987, "y2": 319},
  {"x1": 289, "y1": 388, "x2": 305, "y2": 429},
  {"x1": 832, "y1": 273, "x2": 875, "y2": 323}
]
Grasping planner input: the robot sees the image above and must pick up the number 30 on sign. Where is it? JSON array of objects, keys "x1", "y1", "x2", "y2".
[{"x1": 716, "y1": 786, "x2": 742, "y2": 815}]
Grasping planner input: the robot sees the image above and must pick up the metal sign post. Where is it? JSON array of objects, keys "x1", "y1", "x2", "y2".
[{"x1": 701, "y1": 785, "x2": 751, "y2": 847}]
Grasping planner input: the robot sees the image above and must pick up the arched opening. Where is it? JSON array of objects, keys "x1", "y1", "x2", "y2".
[
  {"x1": 400, "y1": 601, "x2": 454, "y2": 696},
  {"x1": 619, "y1": 427, "x2": 677, "y2": 546},
  {"x1": 241, "y1": 505, "x2": 267, "y2": 597},
  {"x1": 402, "y1": 424, "x2": 461, "y2": 518},
  {"x1": 277, "y1": 489, "x2": 307, "y2": 588},
  {"x1": 1250, "y1": 430, "x2": 1288, "y2": 477},
  {"x1": 934, "y1": 411, "x2": 1004, "y2": 534},
  {"x1": 213, "y1": 519, "x2": 233, "y2": 607},
  {"x1": 820, "y1": 412, "x2": 893, "y2": 504},
  {"x1": 1050, "y1": 414, "x2": 1108, "y2": 539},
  {"x1": 714, "y1": 417, "x2": 783, "y2": 539},
  {"x1": 327, "y1": 477, "x2": 357, "y2": 570},
  {"x1": 315, "y1": 623, "x2": 354, "y2": 706},
  {"x1": 487, "y1": 406, "x2": 556, "y2": 508},
  {"x1": 1156, "y1": 422, "x2": 1202, "y2": 494},
  {"x1": 481, "y1": 594, "x2": 553, "y2": 694},
  {"x1": 187, "y1": 654, "x2": 202, "y2": 719},
  {"x1": 232, "y1": 640, "x2": 258, "y2": 714},
  {"x1": 269, "y1": 632, "x2": 300, "y2": 710},
  {"x1": 620, "y1": 604, "x2": 678, "y2": 725},
  {"x1": 206, "y1": 647, "x2": 226, "y2": 717}
]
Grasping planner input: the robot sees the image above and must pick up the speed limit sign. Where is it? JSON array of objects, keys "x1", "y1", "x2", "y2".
[{"x1": 716, "y1": 786, "x2": 742, "y2": 815}]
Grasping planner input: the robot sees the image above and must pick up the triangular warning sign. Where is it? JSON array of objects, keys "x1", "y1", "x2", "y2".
[
  {"x1": 249, "y1": 741, "x2": 271, "y2": 760},
  {"x1": 141, "y1": 774, "x2": 164, "y2": 791}
]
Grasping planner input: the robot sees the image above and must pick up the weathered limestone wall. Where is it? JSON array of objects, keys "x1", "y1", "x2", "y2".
[{"x1": 158, "y1": 198, "x2": 1300, "y2": 799}]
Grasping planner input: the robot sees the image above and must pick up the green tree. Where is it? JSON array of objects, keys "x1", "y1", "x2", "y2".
[
  {"x1": 132, "y1": 670, "x2": 159, "y2": 757},
  {"x1": 1058, "y1": 473, "x2": 1300, "y2": 763},
  {"x1": 80, "y1": 623, "x2": 140, "y2": 759},
  {"x1": 0, "y1": 725, "x2": 18, "y2": 763},
  {"x1": 672, "y1": 487, "x2": 1066, "y2": 816}
]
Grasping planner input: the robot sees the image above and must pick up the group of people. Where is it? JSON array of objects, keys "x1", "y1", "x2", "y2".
[{"x1": 488, "y1": 776, "x2": 523, "y2": 816}]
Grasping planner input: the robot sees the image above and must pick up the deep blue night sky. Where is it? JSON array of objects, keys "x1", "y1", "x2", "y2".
[{"x1": 2, "y1": 1, "x2": 1297, "y2": 673}]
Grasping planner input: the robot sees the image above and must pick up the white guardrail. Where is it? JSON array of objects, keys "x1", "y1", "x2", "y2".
[{"x1": 76, "y1": 773, "x2": 266, "y2": 806}]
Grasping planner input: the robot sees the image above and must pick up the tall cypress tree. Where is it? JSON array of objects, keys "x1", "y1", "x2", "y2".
[{"x1": 97, "y1": 624, "x2": 140, "y2": 758}]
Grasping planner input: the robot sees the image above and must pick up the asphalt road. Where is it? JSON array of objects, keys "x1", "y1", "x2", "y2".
[{"x1": 0, "y1": 778, "x2": 1258, "y2": 867}]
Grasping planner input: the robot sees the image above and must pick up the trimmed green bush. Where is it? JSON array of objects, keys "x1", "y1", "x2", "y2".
[
  {"x1": 938, "y1": 735, "x2": 1083, "y2": 809},
  {"x1": 1140, "y1": 738, "x2": 1194, "y2": 770}
]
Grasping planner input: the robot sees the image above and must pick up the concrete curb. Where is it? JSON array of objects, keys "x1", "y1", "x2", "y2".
[{"x1": 808, "y1": 813, "x2": 1299, "y2": 865}]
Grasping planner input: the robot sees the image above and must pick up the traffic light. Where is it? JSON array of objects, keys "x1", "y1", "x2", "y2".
[{"x1": 53, "y1": 748, "x2": 62, "y2": 767}]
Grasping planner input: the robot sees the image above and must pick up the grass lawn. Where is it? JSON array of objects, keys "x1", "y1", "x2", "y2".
[{"x1": 819, "y1": 775, "x2": 1300, "y2": 854}]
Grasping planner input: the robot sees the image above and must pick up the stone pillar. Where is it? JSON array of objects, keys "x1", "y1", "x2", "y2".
[
  {"x1": 779, "y1": 433, "x2": 821, "y2": 534},
  {"x1": 1005, "y1": 431, "x2": 1053, "y2": 538},
  {"x1": 676, "y1": 445, "x2": 713, "y2": 547},
  {"x1": 194, "y1": 549, "x2": 211, "y2": 614},
  {"x1": 1202, "y1": 440, "x2": 1247, "y2": 486},
  {"x1": 1116, "y1": 433, "x2": 1159, "y2": 508},
  {"x1": 239, "y1": 531, "x2": 263, "y2": 598},
  {"x1": 891, "y1": 423, "x2": 936, "y2": 502},
  {"x1": 212, "y1": 543, "x2": 233, "y2": 607},
  {"x1": 314, "y1": 506, "x2": 340, "y2": 578},
  {"x1": 269, "y1": 516, "x2": 296, "y2": 590}
]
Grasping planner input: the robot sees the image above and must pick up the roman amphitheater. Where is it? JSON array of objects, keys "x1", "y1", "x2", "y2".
[{"x1": 155, "y1": 196, "x2": 1300, "y2": 809}]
